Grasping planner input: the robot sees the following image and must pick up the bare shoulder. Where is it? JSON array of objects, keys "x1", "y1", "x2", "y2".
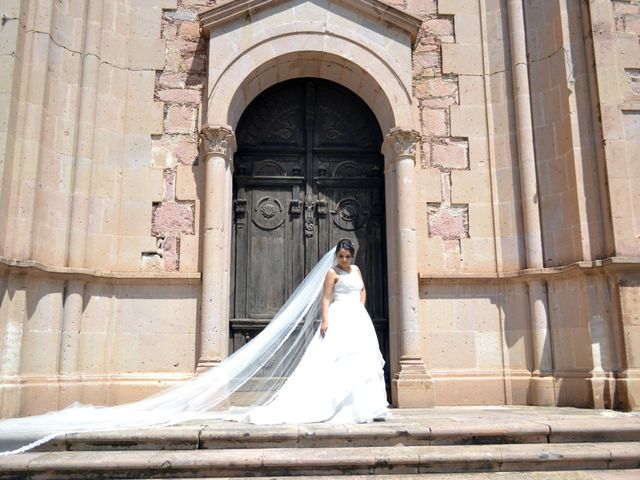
[
  {"x1": 352, "y1": 264, "x2": 363, "y2": 274},
  {"x1": 324, "y1": 268, "x2": 339, "y2": 281}
]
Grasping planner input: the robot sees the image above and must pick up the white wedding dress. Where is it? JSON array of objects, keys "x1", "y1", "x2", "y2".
[
  {"x1": 244, "y1": 267, "x2": 388, "y2": 424},
  {"x1": 0, "y1": 249, "x2": 388, "y2": 455}
]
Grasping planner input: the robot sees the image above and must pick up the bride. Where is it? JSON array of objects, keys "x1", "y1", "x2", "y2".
[
  {"x1": 0, "y1": 239, "x2": 388, "y2": 454},
  {"x1": 245, "y1": 238, "x2": 388, "y2": 424}
]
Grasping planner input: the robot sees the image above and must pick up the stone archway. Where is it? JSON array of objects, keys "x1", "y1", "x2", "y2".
[{"x1": 198, "y1": 0, "x2": 433, "y2": 407}]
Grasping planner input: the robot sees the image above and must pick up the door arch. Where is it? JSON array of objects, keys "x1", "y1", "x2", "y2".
[{"x1": 230, "y1": 78, "x2": 388, "y2": 382}]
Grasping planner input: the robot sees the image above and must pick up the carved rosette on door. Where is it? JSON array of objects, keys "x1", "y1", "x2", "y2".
[
  {"x1": 332, "y1": 197, "x2": 368, "y2": 231},
  {"x1": 253, "y1": 197, "x2": 285, "y2": 231}
]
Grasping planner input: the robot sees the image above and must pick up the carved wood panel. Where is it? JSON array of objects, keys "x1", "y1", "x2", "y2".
[{"x1": 232, "y1": 79, "x2": 387, "y2": 386}]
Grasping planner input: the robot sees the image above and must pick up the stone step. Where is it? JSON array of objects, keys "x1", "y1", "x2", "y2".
[
  {"x1": 2, "y1": 442, "x2": 640, "y2": 479},
  {"x1": 208, "y1": 473, "x2": 640, "y2": 480},
  {"x1": 31, "y1": 408, "x2": 640, "y2": 452}
]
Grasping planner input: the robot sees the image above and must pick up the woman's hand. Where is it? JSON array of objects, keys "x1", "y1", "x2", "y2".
[{"x1": 320, "y1": 321, "x2": 328, "y2": 337}]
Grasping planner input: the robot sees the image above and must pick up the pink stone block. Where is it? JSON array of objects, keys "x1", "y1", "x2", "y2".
[
  {"x1": 427, "y1": 204, "x2": 469, "y2": 240},
  {"x1": 157, "y1": 88, "x2": 202, "y2": 104},
  {"x1": 175, "y1": 140, "x2": 199, "y2": 165},
  {"x1": 413, "y1": 46, "x2": 441, "y2": 71},
  {"x1": 424, "y1": 19, "x2": 454, "y2": 36},
  {"x1": 158, "y1": 72, "x2": 187, "y2": 89},
  {"x1": 162, "y1": 236, "x2": 180, "y2": 271},
  {"x1": 422, "y1": 96, "x2": 457, "y2": 109},
  {"x1": 165, "y1": 105, "x2": 197, "y2": 134},
  {"x1": 422, "y1": 109, "x2": 448, "y2": 137},
  {"x1": 173, "y1": 39, "x2": 199, "y2": 57},
  {"x1": 152, "y1": 202, "x2": 195, "y2": 235},
  {"x1": 431, "y1": 141, "x2": 468, "y2": 170},
  {"x1": 179, "y1": 22, "x2": 201, "y2": 42},
  {"x1": 164, "y1": 170, "x2": 176, "y2": 201},
  {"x1": 426, "y1": 77, "x2": 458, "y2": 97}
]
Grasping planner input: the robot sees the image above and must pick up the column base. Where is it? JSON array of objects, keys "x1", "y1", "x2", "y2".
[
  {"x1": 529, "y1": 374, "x2": 556, "y2": 406},
  {"x1": 0, "y1": 382, "x2": 21, "y2": 418},
  {"x1": 614, "y1": 370, "x2": 640, "y2": 411},
  {"x1": 196, "y1": 357, "x2": 222, "y2": 374},
  {"x1": 391, "y1": 358, "x2": 434, "y2": 407},
  {"x1": 588, "y1": 371, "x2": 616, "y2": 409}
]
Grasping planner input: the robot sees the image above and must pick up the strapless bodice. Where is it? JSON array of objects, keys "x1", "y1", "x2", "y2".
[{"x1": 333, "y1": 268, "x2": 364, "y2": 303}]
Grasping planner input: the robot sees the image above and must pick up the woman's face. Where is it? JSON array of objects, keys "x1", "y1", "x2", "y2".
[{"x1": 336, "y1": 248, "x2": 353, "y2": 269}]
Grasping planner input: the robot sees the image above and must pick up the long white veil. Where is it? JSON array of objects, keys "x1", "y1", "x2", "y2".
[{"x1": 0, "y1": 247, "x2": 337, "y2": 455}]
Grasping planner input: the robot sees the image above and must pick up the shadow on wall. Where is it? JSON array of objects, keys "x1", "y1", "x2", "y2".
[
  {"x1": 419, "y1": 277, "x2": 621, "y2": 409},
  {"x1": 0, "y1": 272, "x2": 201, "y2": 377}
]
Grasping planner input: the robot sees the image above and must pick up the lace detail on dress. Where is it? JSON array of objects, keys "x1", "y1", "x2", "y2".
[{"x1": 333, "y1": 268, "x2": 363, "y2": 303}]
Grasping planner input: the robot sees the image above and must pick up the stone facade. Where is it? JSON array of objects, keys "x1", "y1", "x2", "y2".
[{"x1": 0, "y1": 0, "x2": 639, "y2": 416}]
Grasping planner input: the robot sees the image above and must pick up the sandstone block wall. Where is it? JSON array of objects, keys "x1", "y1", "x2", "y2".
[
  {"x1": 0, "y1": 0, "x2": 639, "y2": 413},
  {"x1": 413, "y1": 0, "x2": 639, "y2": 407},
  {"x1": 0, "y1": 0, "x2": 204, "y2": 414}
]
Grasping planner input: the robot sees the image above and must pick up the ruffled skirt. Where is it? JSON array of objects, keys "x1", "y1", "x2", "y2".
[{"x1": 245, "y1": 299, "x2": 388, "y2": 424}]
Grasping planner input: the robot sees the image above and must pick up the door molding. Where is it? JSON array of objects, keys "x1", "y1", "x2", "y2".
[{"x1": 199, "y1": 0, "x2": 434, "y2": 407}]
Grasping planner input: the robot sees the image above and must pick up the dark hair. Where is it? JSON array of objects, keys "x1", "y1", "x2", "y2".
[{"x1": 335, "y1": 238, "x2": 355, "y2": 256}]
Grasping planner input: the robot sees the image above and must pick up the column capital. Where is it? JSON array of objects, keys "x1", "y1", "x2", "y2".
[
  {"x1": 384, "y1": 128, "x2": 421, "y2": 158},
  {"x1": 200, "y1": 125, "x2": 237, "y2": 160}
]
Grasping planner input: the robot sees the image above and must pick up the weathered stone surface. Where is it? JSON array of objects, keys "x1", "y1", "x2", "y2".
[
  {"x1": 157, "y1": 88, "x2": 201, "y2": 104},
  {"x1": 152, "y1": 202, "x2": 195, "y2": 235},
  {"x1": 427, "y1": 203, "x2": 469, "y2": 240},
  {"x1": 161, "y1": 235, "x2": 179, "y2": 271},
  {"x1": 1, "y1": 0, "x2": 640, "y2": 420},
  {"x1": 431, "y1": 140, "x2": 468, "y2": 170},
  {"x1": 165, "y1": 9, "x2": 198, "y2": 21},
  {"x1": 164, "y1": 105, "x2": 197, "y2": 134},
  {"x1": 175, "y1": 139, "x2": 199, "y2": 165}
]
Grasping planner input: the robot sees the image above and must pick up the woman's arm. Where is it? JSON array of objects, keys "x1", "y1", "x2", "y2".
[
  {"x1": 355, "y1": 266, "x2": 366, "y2": 305},
  {"x1": 320, "y1": 269, "x2": 336, "y2": 337}
]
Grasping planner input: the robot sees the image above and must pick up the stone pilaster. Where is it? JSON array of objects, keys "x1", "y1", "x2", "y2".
[
  {"x1": 527, "y1": 279, "x2": 555, "y2": 405},
  {"x1": 198, "y1": 125, "x2": 236, "y2": 371},
  {"x1": 507, "y1": 0, "x2": 555, "y2": 406},
  {"x1": 384, "y1": 128, "x2": 434, "y2": 407},
  {"x1": 59, "y1": 279, "x2": 85, "y2": 375},
  {"x1": 0, "y1": 272, "x2": 27, "y2": 417}
]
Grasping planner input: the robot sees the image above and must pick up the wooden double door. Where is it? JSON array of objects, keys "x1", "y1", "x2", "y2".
[{"x1": 231, "y1": 79, "x2": 388, "y2": 379}]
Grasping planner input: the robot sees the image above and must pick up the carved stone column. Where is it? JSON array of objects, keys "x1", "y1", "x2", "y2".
[
  {"x1": 383, "y1": 128, "x2": 434, "y2": 407},
  {"x1": 198, "y1": 125, "x2": 236, "y2": 371}
]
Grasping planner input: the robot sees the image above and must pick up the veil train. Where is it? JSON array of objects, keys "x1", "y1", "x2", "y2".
[{"x1": 0, "y1": 248, "x2": 338, "y2": 455}]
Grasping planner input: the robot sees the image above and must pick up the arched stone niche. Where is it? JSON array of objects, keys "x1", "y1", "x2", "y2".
[{"x1": 199, "y1": 0, "x2": 433, "y2": 407}]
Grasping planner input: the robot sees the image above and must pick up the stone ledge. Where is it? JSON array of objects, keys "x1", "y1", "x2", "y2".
[
  {"x1": 0, "y1": 256, "x2": 201, "y2": 283},
  {"x1": 419, "y1": 256, "x2": 640, "y2": 283}
]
